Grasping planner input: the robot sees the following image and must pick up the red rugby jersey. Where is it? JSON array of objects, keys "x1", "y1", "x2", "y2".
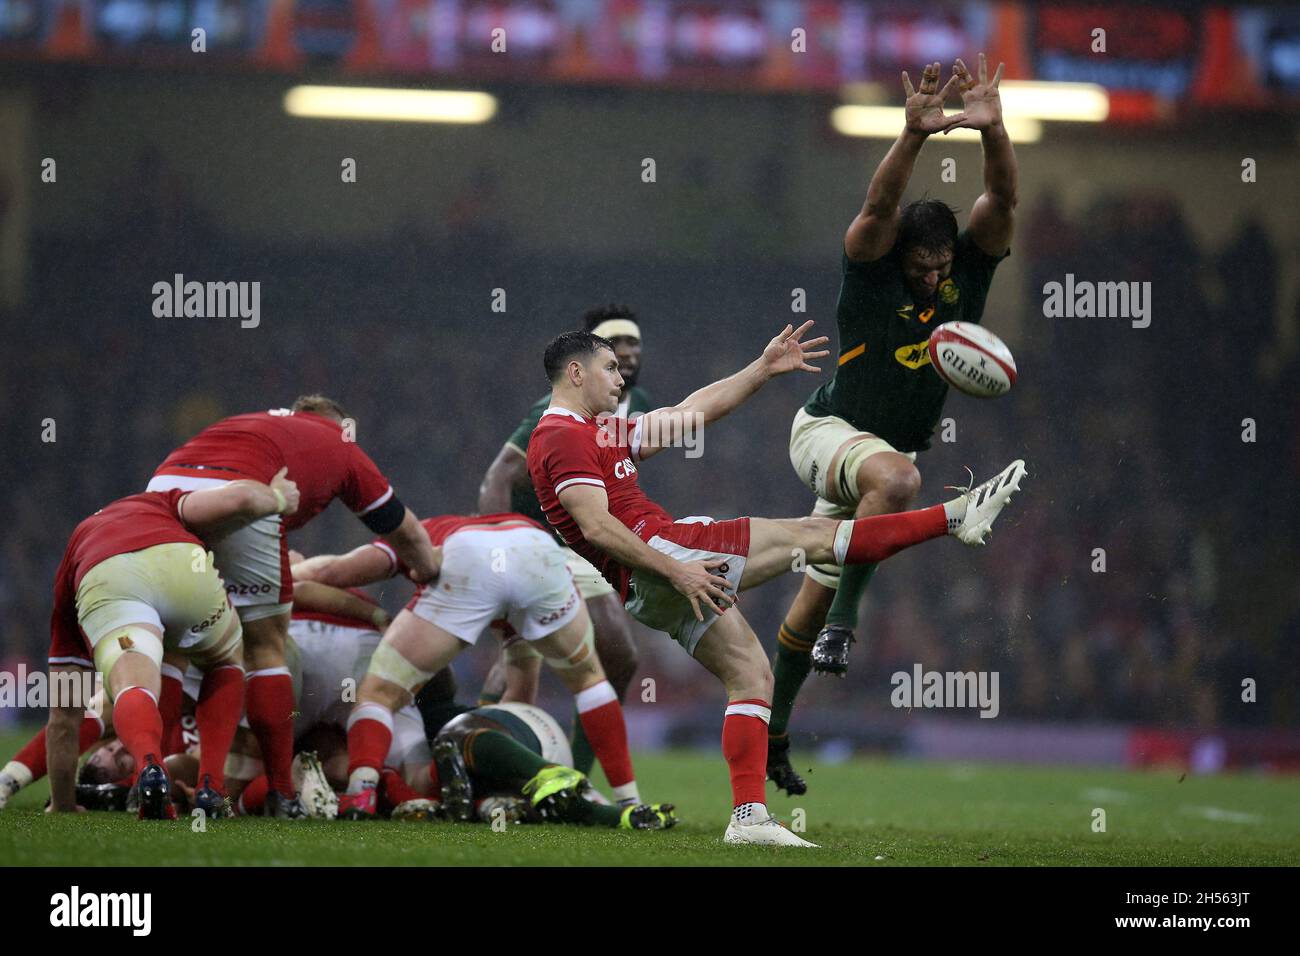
[
  {"x1": 527, "y1": 407, "x2": 674, "y2": 597},
  {"x1": 153, "y1": 410, "x2": 392, "y2": 532},
  {"x1": 371, "y1": 512, "x2": 544, "y2": 576},
  {"x1": 49, "y1": 490, "x2": 201, "y2": 664}
]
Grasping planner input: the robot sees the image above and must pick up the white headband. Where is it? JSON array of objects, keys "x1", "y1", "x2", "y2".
[{"x1": 591, "y1": 319, "x2": 641, "y2": 342}]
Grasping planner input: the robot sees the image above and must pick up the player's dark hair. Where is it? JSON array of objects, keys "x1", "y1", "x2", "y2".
[
  {"x1": 543, "y1": 331, "x2": 615, "y2": 384},
  {"x1": 581, "y1": 303, "x2": 638, "y2": 333},
  {"x1": 898, "y1": 199, "x2": 959, "y2": 257},
  {"x1": 292, "y1": 394, "x2": 348, "y2": 421}
]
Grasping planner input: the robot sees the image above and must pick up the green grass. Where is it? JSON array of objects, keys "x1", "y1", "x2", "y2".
[{"x1": 2, "y1": 729, "x2": 1297, "y2": 866}]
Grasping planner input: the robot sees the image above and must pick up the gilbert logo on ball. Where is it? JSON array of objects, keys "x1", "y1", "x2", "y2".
[{"x1": 927, "y1": 322, "x2": 1017, "y2": 398}]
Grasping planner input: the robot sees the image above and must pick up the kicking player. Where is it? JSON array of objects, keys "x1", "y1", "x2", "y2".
[
  {"x1": 770, "y1": 55, "x2": 1020, "y2": 793},
  {"x1": 146, "y1": 394, "x2": 440, "y2": 816},
  {"x1": 477, "y1": 304, "x2": 650, "y2": 772},
  {"x1": 527, "y1": 324, "x2": 1025, "y2": 846},
  {"x1": 292, "y1": 512, "x2": 647, "y2": 819},
  {"x1": 44, "y1": 471, "x2": 301, "y2": 818}
]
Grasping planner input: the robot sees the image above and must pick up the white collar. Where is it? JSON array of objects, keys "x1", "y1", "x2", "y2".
[{"x1": 541, "y1": 406, "x2": 589, "y2": 423}]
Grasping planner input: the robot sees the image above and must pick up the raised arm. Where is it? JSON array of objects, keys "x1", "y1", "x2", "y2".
[
  {"x1": 178, "y1": 467, "x2": 300, "y2": 538},
  {"x1": 947, "y1": 54, "x2": 1017, "y2": 255},
  {"x1": 559, "y1": 483, "x2": 734, "y2": 622},
  {"x1": 635, "y1": 322, "x2": 828, "y2": 461},
  {"x1": 845, "y1": 62, "x2": 965, "y2": 262},
  {"x1": 478, "y1": 445, "x2": 529, "y2": 514}
]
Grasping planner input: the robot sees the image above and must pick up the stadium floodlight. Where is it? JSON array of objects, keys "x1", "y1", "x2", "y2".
[
  {"x1": 830, "y1": 105, "x2": 1042, "y2": 143},
  {"x1": 998, "y1": 81, "x2": 1109, "y2": 122},
  {"x1": 284, "y1": 86, "x2": 498, "y2": 124}
]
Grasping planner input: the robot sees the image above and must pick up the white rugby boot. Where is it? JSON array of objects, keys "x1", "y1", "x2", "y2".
[
  {"x1": 292, "y1": 751, "x2": 338, "y2": 820},
  {"x1": 0, "y1": 771, "x2": 20, "y2": 810},
  {"x1": 723, "y1": 803, "x2": 819, "y2": 847},
  {"x1": 948, "y1": 459, "x2": 1027, "y2": 546}
]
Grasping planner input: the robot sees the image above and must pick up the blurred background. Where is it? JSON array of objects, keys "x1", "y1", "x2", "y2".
[{"x1": 1, "y1": 0, "x2": 1297, "y2": 772}]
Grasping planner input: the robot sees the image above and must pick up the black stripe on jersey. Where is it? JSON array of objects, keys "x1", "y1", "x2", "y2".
[{"x1": 360, "y1": 493, "x2": 405, "y2": 535}]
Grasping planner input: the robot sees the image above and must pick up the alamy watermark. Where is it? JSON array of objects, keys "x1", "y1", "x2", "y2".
[
  {"x1": 152, "y1": 274, "x2": 260, "y2": 328},
  {"x1": 1042, "y1": 274, "x2": 1150, "y2": 329},
  {"x1": 50, "y1": 886, "x2": 151, "y2": 936},
  {"x1": 0, "y1": 665, "x2": 98, "y2": 714},
  {"x1": 596, "y1": 411, "x2": 704, "y2": 459},
  {"x1": 891, "y1": 663, "x2": 1000, "y2": 718}
]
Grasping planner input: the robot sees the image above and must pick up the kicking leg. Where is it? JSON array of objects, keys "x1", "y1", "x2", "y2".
[{"x1": 740, "y1": 458, "x2": 1027, "y2": 589}]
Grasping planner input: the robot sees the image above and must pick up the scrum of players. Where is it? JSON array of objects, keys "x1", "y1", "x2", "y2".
[{"x1": 0, "y1": 56, "x2": 1024, "y2": 846}]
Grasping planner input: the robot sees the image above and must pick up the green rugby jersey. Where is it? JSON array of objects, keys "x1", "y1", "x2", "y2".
[
  {"x1": 803, "y1": 230, "x2": 1008, "y2": 453},
  {"x1": 505, "y1": 385, "x2": 654, "y2": 533}
]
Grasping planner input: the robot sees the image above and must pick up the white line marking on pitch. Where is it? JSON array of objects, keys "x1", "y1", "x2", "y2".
[{"x1": 1181, "y1": 805, "x2": 1263, "y2": 824}]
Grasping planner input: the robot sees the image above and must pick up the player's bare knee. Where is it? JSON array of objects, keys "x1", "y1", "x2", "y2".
[
  {"x1": 724, "y1": 646, "x2": 774, "y2": 701},
  {"x1": 358, "y1": 673, "x2": 408, "y2": 711},
  {"x1": 240, "y1": 612, "x2": 288, "y2": 652},
  {"x1": 739, "y1": 660, "x2": 775, "y2": 703},
  {"x1": 859, "y1": 457, "x2": 920, "y2": 512},
  {"x1": 790, "y1": 516, "x2": 840, "y2": 565}
]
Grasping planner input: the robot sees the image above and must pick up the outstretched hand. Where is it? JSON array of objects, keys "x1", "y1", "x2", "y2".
[
  {"x1": 943, "y1": 53, "x2": 1005, "y2": 134},
  {"x1": 762, "y1": 320, "x2": 830, "y2": 377},
  {"x1": 902, "y1": 61, "x2": 966, "y2": 135}
]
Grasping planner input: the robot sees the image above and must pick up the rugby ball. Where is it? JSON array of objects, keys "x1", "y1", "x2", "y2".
[{"x1": 927, "y1": 322, "x2": 1017, "y2": 398}]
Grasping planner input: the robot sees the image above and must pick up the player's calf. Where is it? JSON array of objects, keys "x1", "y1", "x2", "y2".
[{"x1": 536, "y1": 614, "x2": 641, "y2": 805}]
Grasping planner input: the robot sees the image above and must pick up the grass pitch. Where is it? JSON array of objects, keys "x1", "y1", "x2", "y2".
[{"x1": 2, "y1": 730, "x2": 1297, "y2": 866}]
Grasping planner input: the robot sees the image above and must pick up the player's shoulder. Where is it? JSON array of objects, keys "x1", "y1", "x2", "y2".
[
  {"x1": 843, "y1": 242, "x2": 900, "y2": 276},
  {"x1": 529, "y1": 408, "x2": 597, "y2": 463},
  {"x1": 954, "y1": 229, "x2": 1010, "y2": 266}
]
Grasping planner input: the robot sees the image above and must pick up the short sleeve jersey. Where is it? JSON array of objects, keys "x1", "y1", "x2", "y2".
[
  {"x1": 803, "y1": 230, "x2": 1008, "y2": 452},
  {"x1": 504, "y1": 385, "x2": 654, "y2": 538},
  {"x1": 153, "y1": 410, "x2": 393, "y2": 531},
  {"x1": 526, "y1": 407, "x2": 674, "y2": 597}
]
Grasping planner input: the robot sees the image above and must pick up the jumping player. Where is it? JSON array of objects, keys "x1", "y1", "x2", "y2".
[
  {"x1": 769, "y1": 55, "x2": 1020, "y2": 793},
  {"x1": 477, "y1": 304, "x2": 651, "y2": 773},
  {"x1": 44, "y1": 471, "x2": 301, "y2": 818},
  {"x1": 146, "y1": 395, "x2": 440, "y2": 816},
  {"x1": 527, "y1": 323, "x2": 1026, "y2": 846}
]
